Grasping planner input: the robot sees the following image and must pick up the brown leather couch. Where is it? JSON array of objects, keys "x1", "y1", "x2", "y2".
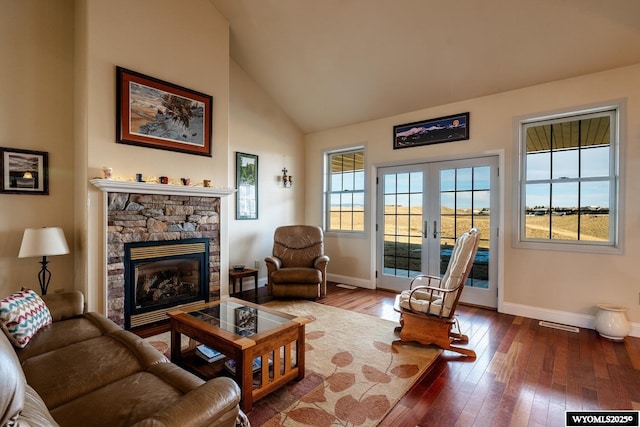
[
  {"x1": 265, "y1": 225, "x2": 330, "y2": 299},
  {"x1": 0, "y1": 291, "x2": 243, "y2": 427}
]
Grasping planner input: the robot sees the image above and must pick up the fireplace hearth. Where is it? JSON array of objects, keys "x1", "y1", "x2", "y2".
[{"x1": 124, "y1": 238, "x2": 210, "y2": 329}]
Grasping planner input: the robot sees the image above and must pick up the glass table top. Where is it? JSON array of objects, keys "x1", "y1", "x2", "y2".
[{"x1": 187, "y1": 300, "x2": 290, "y2": 337}]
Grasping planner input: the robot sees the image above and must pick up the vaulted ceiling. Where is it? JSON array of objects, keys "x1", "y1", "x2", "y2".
[{"x1": 210, "y1": 0, "x2": 640, "y2": 134}]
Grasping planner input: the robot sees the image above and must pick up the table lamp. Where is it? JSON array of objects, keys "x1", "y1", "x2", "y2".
[{"x1": 18, "y1": 227, "x2": 69, "y2": 295}]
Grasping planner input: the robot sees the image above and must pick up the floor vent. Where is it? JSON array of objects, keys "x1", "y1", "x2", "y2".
[
  {"x1": 336, "y1": 284, "x2": 357, "y2": 290},
  {"x1": 538, "y1": 321, "x2": 580, "y2": 333}
]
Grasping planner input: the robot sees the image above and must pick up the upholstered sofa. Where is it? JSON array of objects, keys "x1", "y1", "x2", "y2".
[{"x1": 0, "y1": 290, "x2": 243, "y2": 427}]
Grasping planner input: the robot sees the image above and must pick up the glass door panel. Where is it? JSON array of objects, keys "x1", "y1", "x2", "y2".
[{"x1": 377, "y1": 157, "x2": 498, "y2": 308}]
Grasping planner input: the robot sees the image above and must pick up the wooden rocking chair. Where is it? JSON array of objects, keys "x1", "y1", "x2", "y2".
[{"x1": 393, "y1": 228, "x2": 480, "y2": 358}]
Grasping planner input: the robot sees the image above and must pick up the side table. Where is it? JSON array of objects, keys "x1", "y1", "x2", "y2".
[{"x1": 229, "y1": 268, "x2": 259, "y2": 295}]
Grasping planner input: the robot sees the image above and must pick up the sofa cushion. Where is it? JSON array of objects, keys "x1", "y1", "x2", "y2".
[
  {"x1": 0, "y1": 288, "x2": 52, "y2": 348},
  {"x1": 22, "y1": 335, "x2": 145, "y2": 409},
  {"x1": 16, "y1": 313, "x2": 118, "y2": 361},
  {"x1": 0, "y1": 331, "x2": 25, "y2": 426},
  {"x1": 272, "y1": 267, "x2": 322, "y2": 284},
  {"x1": 49, "y1": 372, "x2": 185, "y2": 427},
  {"x1": 42, "y1": 290, "x2": 85, "y2": 322},
  {"x1": 20, "y1": 384, "x2": 60, "y2": 427}
]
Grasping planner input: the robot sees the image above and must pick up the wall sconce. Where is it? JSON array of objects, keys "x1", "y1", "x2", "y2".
[
  {"x1": 18, "y1": 227, "x2": 70, "y2": 295},
  {"x1": 282, "y1": 168, "x2": 293, "y2": 188}
]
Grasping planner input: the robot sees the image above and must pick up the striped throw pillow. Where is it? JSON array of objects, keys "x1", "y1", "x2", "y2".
[{"x1": 0, "y1": 289, "x2": 52, "y2": 348}]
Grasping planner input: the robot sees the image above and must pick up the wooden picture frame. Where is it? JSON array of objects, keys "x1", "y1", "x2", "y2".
[
  {"x1": 0, "y1": 147, "x2": 49, "y2": 195},
  {"x1": 393, "y1": 112, "x2": 469, "y2": 149},
  {"x1": 236, "y1": 152, "x2": 258, "y2": 220},
  {"x1": 116, "y1": 67, "x2": 213, "y2": 157}
]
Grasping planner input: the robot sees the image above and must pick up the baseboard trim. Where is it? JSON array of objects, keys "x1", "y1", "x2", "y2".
[
  {"x1": 327, "y1": 274, "x2": 374, "y2": 290},
  {"x1": 502, "y1": 302, "x2": 640, "y2": 338}
]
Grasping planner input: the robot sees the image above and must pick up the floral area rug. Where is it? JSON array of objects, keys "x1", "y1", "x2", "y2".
[
  {"x1": 251, "y1": 300, "x2": 441, "y2": 427},
  {"x1": 144, "y1": 300, "x2": 441, "y2": 427}
]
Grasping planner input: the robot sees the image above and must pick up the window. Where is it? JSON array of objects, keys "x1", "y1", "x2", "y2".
[
  {"x1": 325, "y1": 148, "x2": 365, "y2": 232},
  {"x1": 517, "y1": 106, "x2": 621, "y2": 251}
]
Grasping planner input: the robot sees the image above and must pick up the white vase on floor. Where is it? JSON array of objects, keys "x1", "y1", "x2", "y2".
[{"x1": 594, "y1": 304, "x2": 630, "y2": 341}]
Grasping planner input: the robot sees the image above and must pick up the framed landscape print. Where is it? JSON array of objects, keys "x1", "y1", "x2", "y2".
[
  {"x1": 393, "y1": 112, "x2": 469, "y2": 149},
  {"x1": 0, "y1": 147, "x2": 49, "y2": 195},
  {"x1": 116, "y1": 67, "x2": 213, "y2": 157},
  {"x1": 236, "y1": 152, "x2": 258, "y2": 220}
]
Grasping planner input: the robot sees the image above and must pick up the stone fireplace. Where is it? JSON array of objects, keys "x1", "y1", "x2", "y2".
[{"x1": 90, "y1": 179, "x2": 235, "y2": 330}]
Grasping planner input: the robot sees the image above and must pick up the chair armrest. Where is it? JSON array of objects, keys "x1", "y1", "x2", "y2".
[
  {"x1": 407, "y1": 285, "x2": 459, "y2": 318},
  {"x1": 264, "y1": 256, "x2": 282, "y2": 269},
  {"x1": 41, "y1": 291, "x2": 85, "y2": 322},
  {"x1": 410, "y1": 284, "x2": 458, "y2": 296},
  {"x1": 131, "y1": 377, "x2": 241, "y2": 427},
  {"x1": 409, "y1": 274, "x2": 442, "y2": 290},
  {"x1": 314, "y1": 255, "x2": 330, "y2": 269}
]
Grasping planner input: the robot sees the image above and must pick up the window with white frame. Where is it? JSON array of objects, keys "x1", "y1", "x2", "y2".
[
  {"x1": 325, "y1": 148, "x2": 365, "y2": 232},
  {"x1": 517, "y1": 106, "x2": 621, "y2": 251}
]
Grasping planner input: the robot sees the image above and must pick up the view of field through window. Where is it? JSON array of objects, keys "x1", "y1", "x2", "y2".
[
  {"x1": 523, "y1": 113, "x2": 613, "y2": 242},
  {"x1": 377, "y1": 168, "x2": 491, "y2": 288}
]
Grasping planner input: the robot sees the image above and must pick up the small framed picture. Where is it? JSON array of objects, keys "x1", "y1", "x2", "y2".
[
  {"x1": 116, "y1": 67, "x2": 213, "y2": 157},
  {"x1": 0, "y1": 147, "x2": 49, "y2": 195},
  {"x1": 235, "y1": 306, "x2": 258, "y2": 337},
  {"x1": 393, "y1": 112, "x2": 469, "y2": 149},
  {"x1": 236, "y1": 152, "x2": 258, "y2": 220}
]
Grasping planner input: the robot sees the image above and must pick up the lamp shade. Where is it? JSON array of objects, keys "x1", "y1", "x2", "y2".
[{"x1": 18, "y1": 227, "x2": 69, "y2": 258}]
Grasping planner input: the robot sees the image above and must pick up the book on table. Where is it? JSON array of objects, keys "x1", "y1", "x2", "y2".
[
  {"x1": 195, "y1": 344, "x2": 225, "y2": 363},
  {"x1": 224, "y1": 357, "x2": 271, "y2": 375}
]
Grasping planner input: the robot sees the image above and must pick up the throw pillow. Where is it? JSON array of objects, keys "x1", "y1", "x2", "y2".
[{"x1": 0, "y1": 289, "x2": 52, "y2": 348}]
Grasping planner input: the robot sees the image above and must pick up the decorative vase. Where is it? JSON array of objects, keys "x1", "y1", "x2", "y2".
[{"x1": 594, "y1": 304, "x2": 630, "y2": 341}]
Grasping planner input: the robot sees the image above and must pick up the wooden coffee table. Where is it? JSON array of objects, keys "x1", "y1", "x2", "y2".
[{"x1": 167, "y1": 298, "x2": 310, "y2": 411}]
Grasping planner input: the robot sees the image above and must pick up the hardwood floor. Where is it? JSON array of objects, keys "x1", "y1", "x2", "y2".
[{"x1": 237, "y1": 282, "x2": 640, "y2": 427}]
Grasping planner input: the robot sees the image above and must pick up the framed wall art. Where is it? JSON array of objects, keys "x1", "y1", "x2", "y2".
[
  {"x1": 236, "y1": 152, "x2": 258, "y2": 220},
  {"x1": 0, "y1": 147, "x2": 49, "y2": 195},
  {"x1": 116, "y1": 67, "x2": 213, "y2": 157},
  {"x1": 393, "y1": 112, "x2": 469, "y2": 149}
]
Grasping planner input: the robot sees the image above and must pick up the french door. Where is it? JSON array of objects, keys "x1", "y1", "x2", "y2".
[{"x1": 376, "y1": 156, "x2": 498, "y2": 308}]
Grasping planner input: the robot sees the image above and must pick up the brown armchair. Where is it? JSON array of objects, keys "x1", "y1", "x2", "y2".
[{"x1": 265, "y1": 225, "x2": 330, "y2": 299}]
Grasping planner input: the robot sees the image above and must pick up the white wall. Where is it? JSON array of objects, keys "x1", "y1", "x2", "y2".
[
  {"x1": 228, "y1": 60, "x2": 305, "y2": 287},
  {"x1": 0, "y1": 0, "x2": 75, "y2": 298},
  {"x1": 305, "y1": 64, "x2": 640, "y2": 333},
  {"x1": 79, "y1": 0, "x2": 231, "y2": 312}
]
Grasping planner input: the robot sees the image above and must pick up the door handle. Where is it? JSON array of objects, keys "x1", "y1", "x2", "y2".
[
  {"x1": 423, "y1": 220, "x2": 428, "y2": 238},
  {"x1": 433, "y1": 220, "x2": 439, "y2": 239}
]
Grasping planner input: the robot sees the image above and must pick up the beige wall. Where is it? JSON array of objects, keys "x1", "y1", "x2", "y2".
[
  {"x1": 0, "y1": 0, "x2": 76, "y2": 298},
  {"x1": 0, "y1": 1, "x2": 306, "y2": 309},
  {"x1": 79, "y1": 0, "x2": 231, "y2": 312},
  {"x1": 305, "y1": 64, "x2": 640, "y2": 332},
  {"x1": 228, "y1": 60, "x2": 305, "y2": 286}
]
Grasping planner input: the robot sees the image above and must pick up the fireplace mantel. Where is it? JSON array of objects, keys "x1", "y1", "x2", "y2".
[{"x1": 90, "y1": 178, "x2": 236, "y2": 197}]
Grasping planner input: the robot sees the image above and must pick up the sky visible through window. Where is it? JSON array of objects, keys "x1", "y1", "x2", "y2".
[
  {"x1": 526, "y1": 144, "x2": 610, "y2": 209},
  {"x1": 382, "y1": 168, "x2": 491, "y2": 211}
]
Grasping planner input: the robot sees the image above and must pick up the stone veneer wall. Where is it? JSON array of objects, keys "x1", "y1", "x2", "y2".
[{"x1": 106, "y1": 192, "x2": 221, "y2": 328}]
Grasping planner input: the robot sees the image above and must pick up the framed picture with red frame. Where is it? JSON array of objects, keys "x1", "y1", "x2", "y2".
[{"x1": 116, "y1": 67, "x2": 213, "y2": 157}]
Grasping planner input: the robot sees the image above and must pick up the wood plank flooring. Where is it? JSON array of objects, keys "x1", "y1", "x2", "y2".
[{"x1": 236, "y1": 282, "x2": 640, "y2": 427}]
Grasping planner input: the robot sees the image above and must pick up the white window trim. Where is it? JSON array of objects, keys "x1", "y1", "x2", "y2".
[
  {"x1": 512, "y1": 100, "x2": 625, "y2": 254},
  {"x1": 323, "y1": 145, "x2": 367, "y2": 236}
]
